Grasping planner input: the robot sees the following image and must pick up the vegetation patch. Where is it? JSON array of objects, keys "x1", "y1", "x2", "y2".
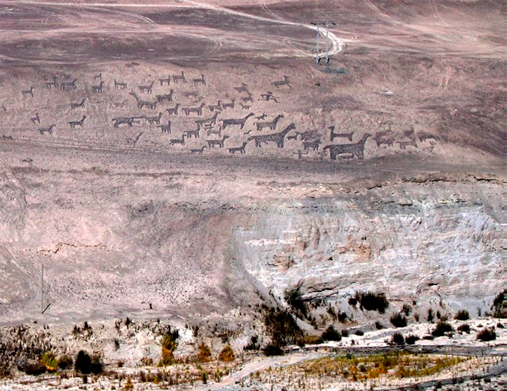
[
  {"x1": 477, "y1": 327, "x2": 496, "y2": 341},
  {"x1": 218, "y1": 345, "x2": 235, "y2": 362},
  {"x1": 321, "y1": 326, "x2": 341, "y2": 342},
  {"x1": 431, "y1": 321, "x2": 454, "y2": 337},
  {"x1": 355, "y1": 292, "x2": 389, "y2": 313},
  {"x1": 253, "y1": 352, "x2": 468, "y2": 384},
  {"x1": 454, "y1": 310, "x2": 470, "y2": 320},
  {"x1": 390, "y1": 313, "x2": 408, "y2": 328},
  {"x1": 263, "y1": 308, "x2": 304, "y2": 347}
]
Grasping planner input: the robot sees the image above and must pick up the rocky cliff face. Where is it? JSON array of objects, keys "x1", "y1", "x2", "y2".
[
  {"x1": 0, "y1": 144, "x2": 503, "y2": 325},
  {"x1": 232, "y1": 179, "x2": 504, "y2": 317}
]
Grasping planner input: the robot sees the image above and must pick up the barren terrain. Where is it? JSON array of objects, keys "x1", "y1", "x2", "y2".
[{"x1": 0, "y1": 0, "x2": 505, "y2": 389}]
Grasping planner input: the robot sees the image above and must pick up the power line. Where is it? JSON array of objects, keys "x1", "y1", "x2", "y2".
[{"x1": 312, "y1": 21, "x2": 336, "y2": 64}]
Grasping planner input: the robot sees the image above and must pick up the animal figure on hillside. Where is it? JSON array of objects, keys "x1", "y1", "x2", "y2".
[
  {"x1": 22, "y1": 87, "x2": 34, "y2": 97},
  {"x1": 138, "y1": 81, "x2": 155, "y2": 94},
  {"x1": 303, "y1": 139, "x2": 321, "y2": 150},
  {"x1": 190, "y1": 146, "x2": 206, "y2": 154},
  {"x1": 323, "y1": 133, "x2": 371, "y2": 160},
  {"x1": 193, "y1": 74, "x2": 206, "y2": 86},
  {"x1": 208, "y1": 101, "x2": 222, "y2": 112},
  {"x1": 44, "y1": 77, "x2": 58, "y2": 89},
  {"x1": 220, "y1": 113, "x2": 254, "y2": 130},
  {"x1": 156, "y1": 90, "x2": 174, "y2": 103},
  {"x1": 39, "y1": 125, "x2": 56, "y2": 135},
  {"x1": 166, "y1": 103, "x2": 180, "y2": 116},
  {"x1": 195, "y1": 112, "x2": 218, "y2": 129},
  {"x1": 145, "y1": 112, "x2": 163, "y2": 125},
  {"x1": 158, "y1": 121, "x2": 172, "y2": 134},
  {"x1": 71, "y1": 99, "x2": 86, "y2": 109},
  {"x1": 271, "y1": 75, "x2": 291, "y2": 88},
  {"x1": 234, "y1": 83, "x2": 249, "y2": 93},
  {"x1": 228, "y1": 142, "x2": 248, "y2": 154},
  {"x1": 159, "y1": 76, "x2": 171, "y2": 86},
  {"x1": 170, "y1": 134, "x2": 185, "y2": 145},
  {"x1": 183, "y1": 103, "x2": 206, "y2": 116},
  {"x1": 247, "y1": 123, "x2": 296, "y2": 148},
  {"x1": 205, "y1": 135, "x2": 229, "y2": 148},
  {"x1": 30, "y1": 113, "x2": 40, "y2": 124},
  {"x1": 60, "y1": 79, "x2": 77, "y2": 90},
  {"x1": 68, "y1": 116, "x2": 87, "y2": 129},
  {"x1": 92, "y1": 81, "x2": 104, "y2": 93},
  {"x1": 254, "y1": 114, "x2": 284, "y2": 131},
  {"x1": 172, "y1": 71, "x2": 187, "y2": 84},
  {"x1": 222, "y1": 100, "x2": 235, "y2": 109},
  {"x1": 129, "y1": 92, "x2": 157, "y2": 109},
  {"x1": 115, "y1": 80, "x2": 128, "y2": 89},
  {"x1": 183, "y1": 127, "x2": 200, "y2": 138}
]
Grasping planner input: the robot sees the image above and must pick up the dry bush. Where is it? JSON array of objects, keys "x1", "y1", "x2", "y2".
[
  {"x1": 454, "y1": 309, "x2": 470, "y2": 320},
  {"x1": 390, "y1": 313, "x2": 407, "y2": 328},
  {"x1": 476, "y1": 327, "x2": 496, "y2": 341},
  {"x1": 218, "y1": 345, "x2": 235, "y2": 362}
]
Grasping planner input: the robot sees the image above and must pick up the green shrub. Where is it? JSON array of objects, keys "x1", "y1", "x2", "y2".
[
  {"x1": 390, "y1": 313, "x2": 408, "y2": 328},
  {"x1": 477, "y1": 328, "x2": 496, "y2": 341},
  {"x1": 432, "y1": 321, "x2": 454, "y2": 337},
  {"x1": 355, "y1": 330, "x2": 364, "y2": 336},
  {"x1": 391, "y1": 332, "x2": 405, "y2": 345},
  {"x1": 355, "y1": 292, "x2": 389, "y2": 313},
  {"x1": 41, "y1": 352, "x2": 58, "y2": 372},
  {"x1": 321, "y1": 326, "x2": 341, "y2": 341},
  {"x1": 341, "y1": 329, "x2": 349, "y2": 337},
  {"x1": 375, "y1": 321, "x2": 384, "y2": 330},
  {"x1": 454, "y1": 310, "x2": 470, "y2": 320}
]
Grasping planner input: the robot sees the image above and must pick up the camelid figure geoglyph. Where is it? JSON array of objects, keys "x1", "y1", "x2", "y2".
[{"x1": 323, "y1": 133, "x2": 371, "y2": 160}]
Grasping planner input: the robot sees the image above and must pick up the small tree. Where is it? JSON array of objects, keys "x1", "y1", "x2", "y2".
[
  {"x1": 321, "y1": 325, "x2": 341, "y2": 341},
  {"x1": 75, "y1": 351, "x2": 92, "y2": 374}
]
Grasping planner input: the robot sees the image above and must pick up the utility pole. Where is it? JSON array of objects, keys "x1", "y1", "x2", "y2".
[
  {"x1": 312, "y1": 21, "x2": 336, "y2": 64},
  {"x1": 312, "y1": 22, "x2": 320, "y2": 64},
  {"x1": 41, "y1": 264, "x2": 44, "y2": 314}
]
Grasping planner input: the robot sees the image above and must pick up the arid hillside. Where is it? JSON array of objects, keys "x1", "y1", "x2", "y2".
[{"x1": 0, "y1": 0, "x2": 504, "y2": 328}]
